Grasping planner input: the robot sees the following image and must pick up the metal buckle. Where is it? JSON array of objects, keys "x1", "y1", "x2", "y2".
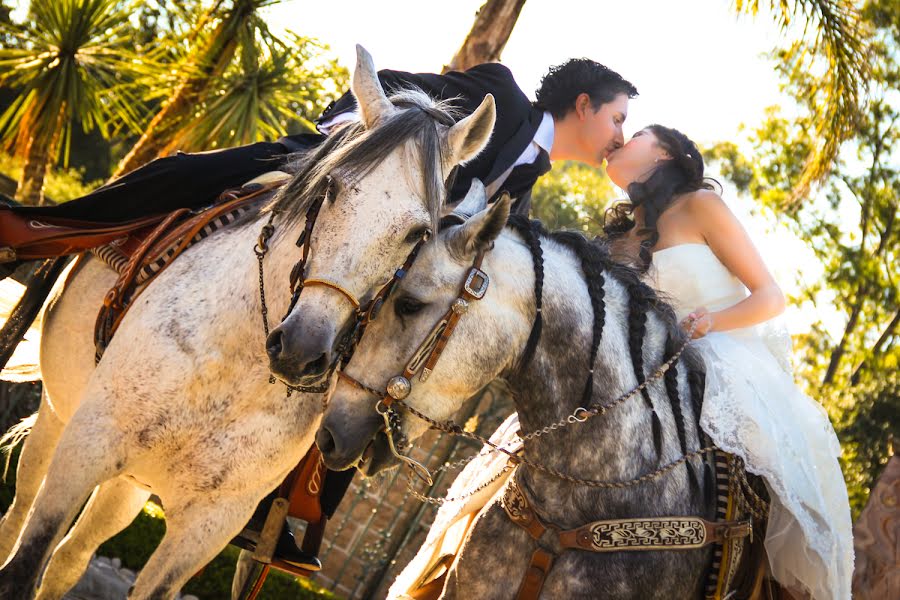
[{"x1": 463, "y1": 267, "x2": 489, "y2": 299}]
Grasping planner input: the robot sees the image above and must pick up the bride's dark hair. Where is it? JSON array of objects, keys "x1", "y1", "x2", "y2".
[{"x1": 603, "y1": 124, "x2": 720, "y2": 270}]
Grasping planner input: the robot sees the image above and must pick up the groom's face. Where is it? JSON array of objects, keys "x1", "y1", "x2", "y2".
[{"x1": 580, "y1": 93, "x2": 629, "y2": 166}]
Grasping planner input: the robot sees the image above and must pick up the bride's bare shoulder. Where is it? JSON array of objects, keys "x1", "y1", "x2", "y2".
[
  {"x1": 682, "y1": 189, "x2": 735, "y2": 225},
  {"x1": 683, "y1": 188, "x2": 726, "y2": 207}
]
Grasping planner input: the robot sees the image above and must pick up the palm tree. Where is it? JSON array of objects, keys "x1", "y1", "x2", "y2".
[
  {"x1": 733, "y1": 0, "x2": 868, "y2": 202},
  {"x1": 0, "y1": 0, "x2": 157, "y2": 205},
  {"x1": 113, "y1": 0, "x2": 281, "y2": 177},
  {"x1": 174, "y1": 33, "x2": 348, "y2": 151}
]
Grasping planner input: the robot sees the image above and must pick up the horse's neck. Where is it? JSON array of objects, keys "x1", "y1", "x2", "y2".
[
  {"x1": 174, "y1": 216, "x2": 298, "y2": 348},
  {"x1": 504, "y1": 238, "x2": 677, "y2": 527}
]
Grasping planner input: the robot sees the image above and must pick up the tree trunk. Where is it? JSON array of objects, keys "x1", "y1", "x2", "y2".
[
  {"x1": 112, "y1": 3, "x2": 242, "y2": 179},
  {"x1": 824, "y1": 292, "x2": 865, "y2": 386},
  {"x1": 16, "y1": 139, "x2": 50, "y2": 206},
  {"x1": 443, "y1": 0, "x2": 527, "y2": 74},
  {"x1": 14, "y1": 107, "x2": 64, "y2": 206},
  {"x1": 851, "y1": 308, "x2": 900, "y2": 385}
]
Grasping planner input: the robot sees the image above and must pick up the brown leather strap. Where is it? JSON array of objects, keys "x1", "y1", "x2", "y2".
[
  {"x1": 281, "y1": 445, "x2": 326, "y2": 524},
  {"x1": 419, "y1": 251, "x2": 488, "y2": 379},
  {"x1": 501, "y1": 474, "x2": 752, "y2": 600},
  {"x1": 515, "y1": 548, "x2": 555, "y2": 600},
  {"x1": 557, "y1": 516, "x2": 751, "y2": 552},
  {"x1": 302, "y1": 278, "x2": 361, "y2": 310},
  {"x1": 93, "y1": 181, "x2": 283, "y2": 359}
]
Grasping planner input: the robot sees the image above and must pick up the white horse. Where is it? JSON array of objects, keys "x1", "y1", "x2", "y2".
[{"x1": 0, "y1": 45, "x2": 495, "y2": 600}]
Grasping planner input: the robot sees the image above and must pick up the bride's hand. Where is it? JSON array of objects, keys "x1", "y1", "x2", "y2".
[{"x1": 682, "y1": 307, "x2": 714, "y2": 339}]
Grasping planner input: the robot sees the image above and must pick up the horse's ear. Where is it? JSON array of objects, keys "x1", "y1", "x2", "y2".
[
  {"x1": 352, "y1": 44, "x2": 393, "y2": 128},
  {"x1": 446, "y1": 193, "x2": 511, "y2": 260},
  {"x1": 446, "y1": 94, "x2": 496, "y2": 167},
  {"x1": 440, "y1": 179, "x2": 488, "y2": 227}
]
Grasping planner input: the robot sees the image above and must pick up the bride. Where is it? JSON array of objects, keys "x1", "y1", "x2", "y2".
[{"x1": 603, "y1": 124, "x2": 854, "y2": 600}]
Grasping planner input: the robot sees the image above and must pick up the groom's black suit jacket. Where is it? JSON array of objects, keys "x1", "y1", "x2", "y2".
[
  {"x1": 318, "y1": 63, "x2": 547, "y2": 208},
  {"x1": 9, "y1": 63, "x2": 546, "y2": 222}
]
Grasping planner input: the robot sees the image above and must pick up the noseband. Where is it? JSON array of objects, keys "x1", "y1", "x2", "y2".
[{"x1": 255, "y1": 179, "x2": 429, "y2": 394}]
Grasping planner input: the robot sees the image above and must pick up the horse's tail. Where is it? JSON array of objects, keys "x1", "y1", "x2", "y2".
[
  {"x1": 0, "y1": 412, "x2": 36, "y2": 481},
  {"x1": 0, "y1": 257, "x2": 69, "y2": 376}
]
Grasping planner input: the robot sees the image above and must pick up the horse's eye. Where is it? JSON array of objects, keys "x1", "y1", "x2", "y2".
[
  {"x1": 404, "y1": 226, "x2": 432, "y2": 244},
  {"x1": 395, "y1": 296, "x2": 426, "y2": 317}
]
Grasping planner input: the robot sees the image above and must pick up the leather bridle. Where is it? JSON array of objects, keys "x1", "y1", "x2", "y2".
[
  {"x1": 255, "y1": 179, "x2": 430, "y2": 394},
  {"x1": 338, "y1": 248, "x2": 490, "y2": 484}
]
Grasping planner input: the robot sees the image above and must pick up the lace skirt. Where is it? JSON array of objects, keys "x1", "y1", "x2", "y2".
[{"x1": 695, "y1": 327, "x2": 854, "y2": 600}]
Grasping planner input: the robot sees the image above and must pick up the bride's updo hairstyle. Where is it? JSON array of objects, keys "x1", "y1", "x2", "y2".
[{"x1": 604, "y1": 125, "x2": 719, "y2": 270}]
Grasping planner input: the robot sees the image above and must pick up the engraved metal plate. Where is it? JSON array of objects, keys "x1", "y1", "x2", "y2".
[{"x1": 463, "y1": 267, "x2": 489, "y2": 299}]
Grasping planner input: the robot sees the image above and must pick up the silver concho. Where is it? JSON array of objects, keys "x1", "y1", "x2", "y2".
[
  {"x1": 386, "y1": 376, "x2": 412, "y2": 400},
  {"x1": 451, "y1": 298, "x2": 469, "y2": 315}
]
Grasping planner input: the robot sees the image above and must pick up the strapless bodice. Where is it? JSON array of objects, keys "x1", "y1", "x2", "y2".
[{"x1": 646, "y1": 243, "x2": 748, "y2": 321}]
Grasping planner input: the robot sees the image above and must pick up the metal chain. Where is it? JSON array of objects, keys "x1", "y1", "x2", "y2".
[
  {"x1": 407, "y1": 463, "x2": 514, "y2": 505},
  {"x1": 394, "y1": 322, "x2": 724, "y2": 499},
  {"x1": 254, "y1": 215, "x2": 329, "y2": 408},
  {"x1": 255, "y1": 213, "x2": 277, "y2": 385}
]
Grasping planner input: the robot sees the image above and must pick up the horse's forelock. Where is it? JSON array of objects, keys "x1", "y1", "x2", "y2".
[{"x1": 267, "y1": 87, "x2": 459, "y2": 231}]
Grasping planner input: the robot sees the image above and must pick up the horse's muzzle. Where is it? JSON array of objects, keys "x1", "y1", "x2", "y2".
[{"x1": 266, "y1": 322, "x2": 334, "y2": 385}]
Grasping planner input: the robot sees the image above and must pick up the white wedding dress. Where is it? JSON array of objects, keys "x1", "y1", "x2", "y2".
[{"x1": 647, "y1": 243, "x2": 854, "y2": 600}]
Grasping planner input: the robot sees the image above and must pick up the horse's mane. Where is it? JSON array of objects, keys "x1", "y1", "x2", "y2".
[
  {"x1": 505, "y1": 215, "x2": 707, "y2": 473},
  {"x1": 267, "y1": 88, "x2": 461, "y2": 231}
]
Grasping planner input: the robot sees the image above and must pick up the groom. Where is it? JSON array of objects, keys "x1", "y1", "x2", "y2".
[
  {"x1": 274, "y1": 56, "x2": 637, "y2": 570},
  {"x1": 4, "y1": 58, "x2": 636, "y2": 226}
]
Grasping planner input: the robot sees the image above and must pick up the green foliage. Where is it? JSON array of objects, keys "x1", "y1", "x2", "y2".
[
  {"x1": 0, "y1": 0, "x2": 163, "y2": 163},
  {"x1": 709, "y1": 0, "x2": 899, "y2": 517},
  {"x1": 174, "y1": 32, "x2": 349, "y2": 150},
  {"x1": 531, "y1": 161, "x2": 616, "y2": 236},
  {"x1": 0, "y1": 151, "x2": 101, "y2": 202},
  {"x1": 733, "y1": 0, "x2": 868, "y2": 200}
]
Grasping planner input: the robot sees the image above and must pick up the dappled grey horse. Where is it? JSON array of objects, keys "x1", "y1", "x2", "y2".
[
  {"x1": 0, "y1": 45, "x2": 496, "y2": 599},
  {"x1": 318, "y1": 192, "x2": 755, "y2": 598}
]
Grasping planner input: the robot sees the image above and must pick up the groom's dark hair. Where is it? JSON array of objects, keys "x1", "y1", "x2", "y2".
[{"x1": 534, "y1": 59, "x2": 638, "y2": 119}]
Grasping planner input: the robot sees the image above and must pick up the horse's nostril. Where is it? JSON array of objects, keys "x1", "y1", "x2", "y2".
[
  {"x1": 266, "y1": 330, "x2": 283, "y2": 358},
  {"x1": 316, "y1": 426, "x2": 337, "y2": 455}
]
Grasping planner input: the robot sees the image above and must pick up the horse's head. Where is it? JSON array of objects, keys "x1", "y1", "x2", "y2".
[
  {"x1": 266, "y1": 45, "x2": 496, "y2": 387},
  {"x1": 316, "y1": 185, "x2": 533, "y2": 474}
]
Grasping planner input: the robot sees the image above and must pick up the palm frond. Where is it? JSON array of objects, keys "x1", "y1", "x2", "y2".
[
  {"x1": 0, "y1": 0, "x2": 167, "y2": 165},
  {"x1": 735, "y1": 0, "x2": 869, "y2": 202}
]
